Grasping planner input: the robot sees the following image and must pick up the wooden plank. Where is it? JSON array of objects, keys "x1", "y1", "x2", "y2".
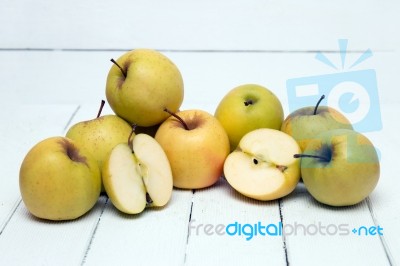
[
  {"x1": 0, "y1": 196, "x2": 107, "y2": 266},
  {"x1": 83, "y1": 190, "x2": 193, "y2": 265},
  {"x1": 281, "y1": 186, "x2": 389, "y2": 265},
  {"x1": 184, "y1": 178, "x2": 286, "y2": 266},
  {"x1": 0, "y1": 0, "x2": 398, "y2": 51}
]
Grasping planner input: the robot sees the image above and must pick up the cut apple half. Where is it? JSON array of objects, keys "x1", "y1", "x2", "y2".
[
  {"x1": 224, "y1": 128, "x2": 301, "y2": 201},
  {"x1": 102, "y1": 133, "x2": 173, "y2": 214}
]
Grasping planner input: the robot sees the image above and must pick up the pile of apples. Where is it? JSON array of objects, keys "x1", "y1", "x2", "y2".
[{"x1": 19, "y1": 49, "x2": 380, "y2": 221}]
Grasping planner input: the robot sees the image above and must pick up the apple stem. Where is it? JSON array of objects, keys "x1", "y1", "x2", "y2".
[
  {"x1": 164, "y1": 108, "x2": 189, "y2": 130},
  {"x1": 294, "y1": 154, "x2": 330, "y2": 162},
  {"x1": 313, "y1": 95, "x2": 325, "y2": 115},
  {"x1": 110, "y1": 58, "x2": 127, "y2": 78},
  {"x1": 128, "y1": 124, "x2": 137, "y2": 150},
  {"x1": 244, "y1": 99, "x2": 253, "y2": 106},
  {"x1": 97, "y1": 100, "x2": 106, "y2": 118}
]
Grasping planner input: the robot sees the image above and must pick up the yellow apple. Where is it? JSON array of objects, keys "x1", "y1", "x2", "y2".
[
  {"x1": 296, "y1": 129, "x2": 380, "y2": 206},
  {"x1": 66, "y1": 107, "x2": 132, "y2": 191},
  {"x1": 215, "y1": 84, "x2": 284, "y2": 151},
  {"x1": 281, "y1": 95, "x2": 353, "y2": 152},
  {"x1": 224, "y1": 128, "x2": 301, "y2": 201},
  {"x1": 106, "y1": 49, "x2": 184, "y2": 126},
  {"x1": 155, "y1": 109, "x2": 230, "y2": 189},
  {"x1": 19, "y1": 137, "x2": 101, "y2": 220}
]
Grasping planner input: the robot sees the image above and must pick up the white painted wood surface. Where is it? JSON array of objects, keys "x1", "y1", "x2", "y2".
[{"x1": 0, "y1": 1, "x2": 399, "y2": 265}]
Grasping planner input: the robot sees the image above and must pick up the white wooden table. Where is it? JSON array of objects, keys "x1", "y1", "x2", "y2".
[{"x1": 0, "y1": 1, "x2": 399, "y2": 265}]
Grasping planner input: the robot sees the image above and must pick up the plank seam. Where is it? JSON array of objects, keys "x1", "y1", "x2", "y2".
[
  {"x1": 80, "y1": 197, "x2": 109, "y2": 266},
  {"x1": 63, "y1": 105, "x2": 81, "y2": 133},
  {"x1": 0, "y1": 198, "x2": 22, "y2": 236},
  {"x1": 278, "y1": 199, "x2": 289, "y2": 266},
  {"x1": 183, "y1": 189, "x2": 195, "y2": 265},
  {"x1": 366, "y1": 197, "x2": 395, "y2": 266},
  {"x1": 0, "y1": 48, "x2": 393, "y2": 53}
]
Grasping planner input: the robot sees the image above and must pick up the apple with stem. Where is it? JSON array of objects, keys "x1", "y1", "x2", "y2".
[
  {"x1": 281, "y1": 95, "x2": 353, "y2": 152},
  {"x1": 215, "y1": 84, "x2": 284, "y2": 151},
  {"x1": 102, "y1": 126, "x2": 173, "y2": 214},
  {"x1": 106, "y1": 49, "x2": 184, "y2": 127},
  {"x1": 155, "y1": 109, "x2": 230, "y2": 189},
  {"x1": 224, "y1": 128, "x2": 301, "y2": 201},
  {"x1": 294, "y1": 129, "x2": 380, "y2": 206},
  {"x1": 66, "y1": 100, "x2": 132, "y2": 191},
  {"x1": 19, "y1": 137, "x2": 101, "y2": 220}
]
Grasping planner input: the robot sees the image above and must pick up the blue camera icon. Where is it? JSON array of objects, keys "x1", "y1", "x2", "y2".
[{"x1": 287, "y1": 69, "x2": 382, "y2": 133}]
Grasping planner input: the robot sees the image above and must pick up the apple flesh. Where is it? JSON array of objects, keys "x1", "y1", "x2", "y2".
[
  {"x1": 215, "y1": 84, "x2": 284, "y2": 151},
  {"x1": 297, "y1": 129, "x2": 380, "y2": 206},
  {"x1": 19, "y1": 137, "x2": 101, "y2": 220},
  {"x1": 224, "y1": 128, "x2": 301, "y2": 201},
  {"x1": 102, "y1": 134, "x2": 173, "y2": 214},
  {"x1": 106, "y1": 49, "x2": 184, "y2": 126}
]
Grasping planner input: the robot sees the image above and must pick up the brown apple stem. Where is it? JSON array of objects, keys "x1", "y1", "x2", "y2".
[
  {"x1": 97, "y1": 100, "x2": 106, "y2": 118},
  {"x1": 294, "y1": 154, "x2": 330, "y2": 161},
  {"x1": 313, "y1": 95, "x2": 325, "y2": 115},
  {"x1": 128, "y1": 124, "x2": 137, "y2": 150},
  {"x1": 244, "y1": 99, "x2": 253, "y2": 106},
  {"x1": 164, "y1": 108, "x2": 189, "y2": 130},
  {"x1": 110, "y1": 58, "x2": 127, "y2": 78}
]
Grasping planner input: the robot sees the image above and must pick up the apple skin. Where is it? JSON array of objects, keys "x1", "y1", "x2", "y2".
[
  {"x1": 300, "y1": 129, "x2": 380, "y2": 206},
  {"x1": 281, "y1": 106, "x2": 353, "y2": 152},
  {"x1": 215, "y1": 84, "x2": 284, "y2": 151},
  {"x1": 66, "y1": 114, "x2": 132, "y2": 191},
  {"x1": 19, "y1": 137, "x2": 101, "y2": 220},
  {"x1": 155, "y1": 109, "x2": 230, "y2": 189},
  {"x1": 106, "y1": 49, "x2": 184, "y2": 127},
  {"x1": 224, "y1": 128, "x2": 301, "y2": 201}
]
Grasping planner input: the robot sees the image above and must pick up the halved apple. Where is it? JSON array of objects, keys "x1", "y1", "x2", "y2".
[
  {"x1": 224, "y1": 128, "x2": 301, "y2": 201},
  {"x1": 102, "y1": 133, "x2": 173, "y2": 214}
]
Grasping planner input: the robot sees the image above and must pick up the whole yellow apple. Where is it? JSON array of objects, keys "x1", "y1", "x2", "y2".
[
  {"x1": 296, "y1": 129, "x2": 380, "y2": 206},
  {"x1": 155, "y1": 109, "x2": 230, "y2": 189},
  {"x1": 66, "y1": 108, "x2": 132, "y2": 191},
  {"x1": 19, "y1": 137, "x2": 101, "y2": 220},
  {"x1": 215, "y1": 84, "x2": 284, "y2": 151},
  {"x1": 281, "y1": 95, "x2": 353, "y2": 152},
  {"x1": 106, "y1": 49, "x2": 184, "y2": 126}
]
